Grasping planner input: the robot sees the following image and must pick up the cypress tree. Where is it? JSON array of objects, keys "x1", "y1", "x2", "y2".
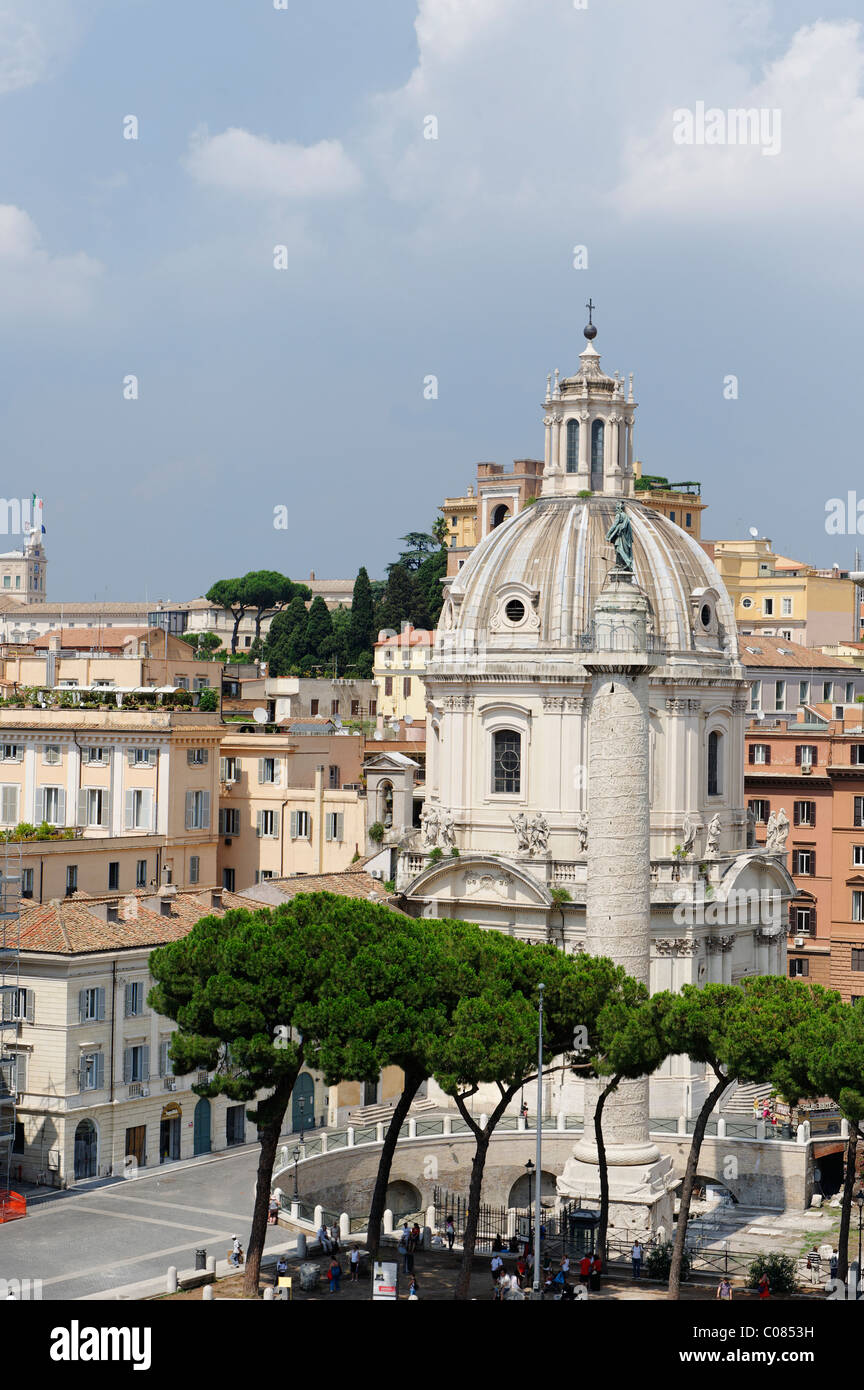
[{"x1": 349, "y1": 567, "x2": 376, "y2": 659}]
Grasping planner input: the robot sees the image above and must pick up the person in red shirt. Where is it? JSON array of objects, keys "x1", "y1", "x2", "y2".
[
  {"x1": 590, "y1": 1252, "x2": 603, "y2": 1291},
  {"x1": 579, "y1": 1253, "x2": 592, "y2": 1283}
]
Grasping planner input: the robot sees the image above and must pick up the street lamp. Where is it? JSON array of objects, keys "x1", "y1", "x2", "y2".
[
  {"x1": 292, "y1": 1146, "x2": 301, "y2": 1201},
  {"x1": 297, "y1": 1096, "x2": 306, "y2": 1143},
  {"x1": 856, "y1": 1191, "x2": 864, "y2": 1287},
  {"x1": 532, "y1": 983, "x2": 545, "y2": 1298}
]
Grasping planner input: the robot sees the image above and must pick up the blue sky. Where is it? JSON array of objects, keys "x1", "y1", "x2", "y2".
[{"x1": 1, "y1": 0, "x2": 862, "y2": 601}]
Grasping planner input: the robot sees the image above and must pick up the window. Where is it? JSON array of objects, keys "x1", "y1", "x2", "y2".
[
  {"x1": 384, "y1": 677, "x2": 393, "y2": 697},
  {"x1": 856, "y1": 797, "x2": 864, "y2": 828},
  {"x1": 0, "y1": 785, "x2": 19, "y2": 825},
  {"x1": 369, "y1": 700, "x2": 377, "y2": 717},
  {"x1": 749, "y1": 681, "x2": 761, "y2": 712},
  {"x1": 2, "y1": 744, "x2": 23, "y2": 762},
  {"x1": 775, "y1": 681, "x2": 786, "y2": 712},
  {"x1": 781, "y1": 597, "x2": 792, "y2": 616},
  {"x1": 793, "y1": 801, "x2": 815, "y2": 827},
  {"x1": 852, "y1": 745, "x2": 864, "y2": 766},
  {"x1": 749, "y1": 743, "x2": 770, "y2": 765},
  {"x1": 184, "y1": 790, "x2": 210, "y2": 830},
  {"x1": 159, "y1": 1040, "x2": 174, "y2": 1078},
  {"x1": 65, "y1": 865, "x2": 78, "y2": 896},
  {"x1": 741, "y1": 597, "x2": 753, "y2": 610},
  {"x1": 258, "y1": 757, "x2": 279, "y2": 785},
  {"x1": 823, "y1": 682, "x2": 833, "y2": 702},
  {"x1": 310, "y1": 699, "x2": 319, "y2": 716},
  {"x1": 793, "y1": 850, "x2": 814, "y2": 875},
  {"x1": 254, "y1": 870, "x2": 275, "y2": 884},
  {"x1": 799, "y1": 681, "x2": 810, "y2": 706},
  {"x1": 193, "y1": 677, "x2": 209, "y2": 692},
  {"x1": 79, "y1": 787, "x2": 110, "y2": 827},
  {"x1": 176, "y1": 676, "x2": 189, "y2": 690},
  {"x1": 330, "y1": 700, "x2": 340, "y2": 717},
  {"x1": 123, "y1": 1045, "x2": 149, "y2": 1084},
  {"x1": 351, "y1": 700, "x2": 360, "y2": 716},
  {"x1": 290, "y1": 810, "x2": 311, "y2": 839},
  {"x1": 591, "y1": 419, "x2": 605, "y2": 470},
  {"x1": 493, "y1": 729, "x2": 522, "y2": 794},
  {"x1": 669, "y1": 511, "x2": 676, "y2": 524},
  {"x1": 257, "y1": 809, "x2": 279, "y2": 838},
  {"x1": 403, "y1": 677, "x2": 412, "y2": 698},
  {"x1": 219, "y1": 808, "x2": 240, "y2": 835},
  {"x1": 124, "y1": 981, "x2": 145, "y2": 1017},
  {"x1": 852, "y1": 948, "x2": 864, "y2": 971},
  {"x1": 21, "y1": 867, "x2": 33, "y2": 898},
  {"x1": 793, "y1": 907, "x2": 813, "y2": 935},
  {"x1": 763, "y1": 598, "x2": 774, "y2": 616},
  {"x1": 189, "y1": 855, "x2": 199, "y2": 885},
  {"x1": 789, "y1": 959, "x2": 809, "y2": 977},
  {"x1": 219, "y1": 757, "x2": 239, "y2": 783},
  {"x1": 42, "y1": 744, "x2": 61, "y2": 765},
  {"x1": 847, "y1": 681, "x2": 856, "y2": 704},
  {"x1": 328, "y1": 765, "x2": 340, "y2": 789},
  {"x1": 325, "y1": 812, "x2": 344, "y2": 842},
  {"x1": 795, "y1": 745, "x2": 818, "y2": 768},
  {"x1": 707, "y1": 730, "x2": 723, "y2": 796},
  {"x1": 566, "y1": 418, "x2": 579, "y2": 472},
  {"x1": 136, "y1": 859, "x2": 147, "y2": 888},
  {"x1": 108, "y1": 861, "x2": 119, "y2": 891},
  {"x1": 37, "y1": 786, "x2": 65, "y2": 825},
  {"x1": 79, "y1": 1052, "x2": 105, "y2": 1092},
  {"x1": 222, "y1": 868, "x2": 235, "y2": 892},
  {"x1": 2, "y1": 576, "x2": 7, "y2": 589},
  {"x1": 748, "y1": 799, "x2": 771, "y2": 825},
  {"x1": 128, "y1": 747, "x2": 157, "y2": 767},
  {"x1": 853, "y1": 893, "x2": 864, "y2": 924},
  {"x1": 685, "y1": 512, "x2": 692, "y2": 528},
  {"x1": 2, "y1": 987, "x2": 33, "y2": 1023},
  {"x1": 187, "y1": 748, "x2": 208, "y2": 766},
  {"x1": 84, "y1": 747, "x2": 107, "y2": 764},
  {"x1": 78, "y1": 986, "x2": 105, "y2": 1022}
]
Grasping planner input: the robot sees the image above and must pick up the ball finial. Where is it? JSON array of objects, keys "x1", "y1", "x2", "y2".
[{"x1": 584, "y1": 297, "x2": 597, "y2": 340}]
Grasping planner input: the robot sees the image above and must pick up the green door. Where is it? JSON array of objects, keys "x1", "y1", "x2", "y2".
[
  {"x1": 291, "y1": 1073, "x2": 314, "y2": 1134},
  {"x1": 193, "y1": 1098, "x2": 211, "y2": 1155}
]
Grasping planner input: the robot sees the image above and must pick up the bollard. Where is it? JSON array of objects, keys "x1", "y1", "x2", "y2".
[
  {"x1": 676, "y1": 1115, "x2": 687, "y2": 1136},
  {"x1": 202, "y1": 1285, "x2": 214, "y2": 1301},
  {"x1": 195, "y1": 1248, "x2": 207, "y2": 1271},
  {"x1": 517, "y1": 1116, "x2": 526, "y2": 1132},
  {"x1": 339, "y1": 1212, "x2": 350, "y2": 1241},
  {"x1": 383, "y1": 1209, "x2": 394, "y2": 1234},
  {"x1": 557, "y1": 1112, "x2": 566, "y2": 1131},
  {"x1": 313, "y1": 1204, "x2": 323, "y2": 1232},
  {"x1": 756, "y1": 1120, "x2": 766, "y2": 1140},
  {"x1": 263, "y1": 1287, "x2": 274, "y2": 1301},
  {"x1": 376, "y1": 1122, "x2": 385, "y2": 1142},
  {"x1": 422, "y1": 1225, "x2": 432, "y2": 1251},
  {"x1": 166, "y1": 1266, "x2": 178, "y2": 1294},
  {"x1": 206, "y1": 1255, "x2": 216, "y2": 1275},
  {"x1": 408, "y1": 1117, "x2": 417, "y2": 1138},
  {"x1": 716, "y1": 1117, "x2": 727, "y2": 1138},
  {"x1": 442, "y1": 1115, "x2": 452, "y2": 1136},
  {"x1": 296, "y1": 1232, "x2": 307, "y2": 1259},
  {"x1": 425, "y1": 1204, "x2": 436, "y2": 1232}
]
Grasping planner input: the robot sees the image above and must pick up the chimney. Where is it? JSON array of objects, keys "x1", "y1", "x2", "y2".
[
  {"x1": 90, "y1": 901, "x2": 121, "y2": 925},
  {"x1": 160, "y1": 898, "x2": 173, "y2": 917},
  {"x1": 48, "y1": 633, "x2": 62, "y2": 652},
  {"x1": 211, "y1": 888, "x2": 223, "y2": 909}
]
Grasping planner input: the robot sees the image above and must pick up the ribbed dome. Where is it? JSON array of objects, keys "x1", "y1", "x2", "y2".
[{"x1": 442, "y1": 496, "x2": 738, "y2": 659}]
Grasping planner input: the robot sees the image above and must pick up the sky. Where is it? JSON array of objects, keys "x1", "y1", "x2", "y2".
[{"x1": 0, "y1": 0, "x2": 863, "y2": 602}]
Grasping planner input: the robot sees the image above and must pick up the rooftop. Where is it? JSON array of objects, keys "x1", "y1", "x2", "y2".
[{"x1": 740, "y1": 636, "x2": 858, "y2": 670}]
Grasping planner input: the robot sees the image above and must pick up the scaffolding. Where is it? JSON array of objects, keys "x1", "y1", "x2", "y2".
[{"x1": 0, "y1": 841, "x2": 25, "y2": 1220}]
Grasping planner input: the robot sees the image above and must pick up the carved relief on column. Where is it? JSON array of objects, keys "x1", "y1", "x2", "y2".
[
  {"x1": 665, "y1": 698, "x2": 689, "y2": 714},
  {"x1": 731, "y1": 699, "x2": 748, "y2": 713},
  {"x1": 443, "y1": 695, "x2": 474, "y2": 711},
  {"x1": 705, "y1": 934, "x2": 735, "y2": 954},
  {"x1": 654, "y1": 938, "x2": 700, "y2": 956}
]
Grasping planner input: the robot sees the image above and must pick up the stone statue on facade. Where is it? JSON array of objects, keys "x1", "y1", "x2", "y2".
[
  {"x1": 420, "y1": 803, "x2": 439, "y2": 849},
  {"x1": 746, "y1": 804, "x2": 757, "y2": 849},
  {"x1": 574, "y1": 811, "x2": 588, "y2": 853},
  {"x1": 437, "y1": 808, "x2": 456, "y2": 849},
  {"x1": 766, "y1": 808, "x2": 789, "y2": 854},
  {"x1": 706, "y1": 814, "x2": 721, "y2": 857},
  {"x1": 605, "y1": 501, "x2": 634, "y2": 572},
  {"x1": 511, "y1": 812, "x2": 530, "y2": 852},
  {"x1": 528, "y1": 812, "x2": 550, "y2": 855},
  {"x1": 681, "y1": 813, "x2": 699, "y2": 858}
]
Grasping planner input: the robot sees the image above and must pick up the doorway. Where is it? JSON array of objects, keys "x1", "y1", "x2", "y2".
[
  {"x1": 193, "y1": 1098, "x2": 211, "y2": 1156},
  {"x1": 124, "y1": 1124, "x2": 146, "y2": 1172},
  {"x1": 226, "y1": 1105, "x2": 245, "y2": 1147},
  {"x1": 159, "y1": 1109, "x2": 181, "y2": 1163},
  {"x1": 291, "y1": 1073, "x2": 314, "y2": 1133},
  {"x1": 74, "y1": 1119, "x2": 98, "y2": 1179}
]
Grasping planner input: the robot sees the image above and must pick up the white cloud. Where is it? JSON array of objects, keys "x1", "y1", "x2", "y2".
[
  {"x1": 185, "y1": 126, "x2": 363, "y2": 199},
  {"x1": 0, "y1": 0, "x2": 90, "y2": 94},
  {"x1": 0, "y1": 205, "x2": 101, "y2": 317}
]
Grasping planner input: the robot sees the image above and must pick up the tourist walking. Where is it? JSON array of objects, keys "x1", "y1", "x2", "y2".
[
  {"x1": 409, "y1": 1222, "x2": 421, "y2": 1252},
  {"x1": 579, "y1": 1253, "x2": 591, "y2": 1284},
  {"x1": 757, "y1": 1273, "x2": 770, "y2": 1300},
  {"x1": 229, "y1": 1235, "x2": 243, "y2": 1268},
  {"x1": 398, "y1": 1227, "x2": 413, "y2": 1274},
  {"x1": 407, "y1": 1277, "x2": 419, "y2": 1300},
  {"x1": 631, "y1": 1240, "x2": 643, "y2": 1279},
  {"x1": 491, "y1": 1252, "x2": 504, "y2": 1294},
  {"x1": 445, "y1": 1216, "x2": 455, "y2": 1250},
  {"x1": 590, "y1": 1252, "x2": 602, "y2": 1291},
  {"x1": 327, "y1": 1256, "x2": 342, "y2": 1293},
  {"x1": 268, "y1": 1196, "x2": 279, "y2": 1226},
  {"x1": 717, "y1": 1277, "x2": 733, "y2": 1300},
  {"x1": 349, "y1": 1245, "x2": 360, "y2": 1281}
]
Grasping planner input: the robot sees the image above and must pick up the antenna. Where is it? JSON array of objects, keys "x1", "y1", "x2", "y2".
[{"x1": 252, "y1": 707, "x2": 268, "y2": 724}]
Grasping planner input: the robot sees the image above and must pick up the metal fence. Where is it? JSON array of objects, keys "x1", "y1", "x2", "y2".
[{"x1": 432, "y1": 1186, "x2": 561, "y2": 1253}]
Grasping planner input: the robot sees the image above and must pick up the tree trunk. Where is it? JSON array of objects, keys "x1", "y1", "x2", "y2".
[
  {"x1": 667, "y1": 1071, "x2": 728, "y2": 1300},
  {"x1": 454, "y1": 1130, "x2": 491, "y2": 1301},
  {"x1": 231, "y1": 609, "x2": 243, "y2": 655},
  {"x1": 836, "y1": 1123, "x2": 861, "y2": 1285},
  {"x1": 243, "y1": 1085, "x2": 293, "y2": 1298},
  {"x1": 365, "y1": 1070, "x2": 424, "y2": 1258},
  {"x1": 594, "y1": 1075, "x2": 620, "y2": 1259}
]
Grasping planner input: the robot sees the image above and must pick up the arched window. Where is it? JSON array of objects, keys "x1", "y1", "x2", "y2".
[
  {"x1": 591, "y1": 419, "x2": 605, "y2": 470},
  {"x1": 566, "y1": 419, "x2": 579, "y2": 473},
  {"x1": 491, "y1": 504, "x2": 510, "y2": 529},
  {"x1": 708, "y1": 730, "x2": 723, "y2": 796},
  {"x1": 493, "y1": 729, "x2": 521, "y2": 794}
]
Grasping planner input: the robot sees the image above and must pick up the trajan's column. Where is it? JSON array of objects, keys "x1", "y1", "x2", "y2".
[{"x1": 558, "y1": 504, "x2": 676, "y2": 1234}]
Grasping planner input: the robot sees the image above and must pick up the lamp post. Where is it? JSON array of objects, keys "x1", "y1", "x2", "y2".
[
  {"x1": 297, "y1": 1096, "x2": 306, "y2": 1143},
  {"x1": 532, "y1": 983, "x2": 544, "y2": 1297},
  {"x1": 856, "y1": 1191, "x2": 864, "y2": 1293},
  {"x1": 292, "y1": 1146, "x2": 300, "y2": 1201}
]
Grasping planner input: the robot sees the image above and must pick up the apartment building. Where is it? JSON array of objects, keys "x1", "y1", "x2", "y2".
[
  {"x1": 746, "y1": 704, "x2": 864, "y2": 999},
  {"x1": 742, "y1": 636, "x2": 864, "y2": 717},
  {"x1": 216, "y1": 730, "x2": 366, "y2": 891},
  {"x1": 223, "y1": 675, "x2": 377, "y2": 724},
  {"x1": 373, "y1": 627, "x2": 432, "y2": 725},
  {"x1": 710, "y1": 537, "x2": 858, "y2": 647},
  {"x1": 0, "y1": 707, "x2": 221, "y2": 900},
  {"x1": 0, "y1": 628, "x2": 218, "y2": 697}
]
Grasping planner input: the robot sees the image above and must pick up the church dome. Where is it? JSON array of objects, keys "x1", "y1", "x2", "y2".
[{"x1": 439, "y1": 494, "x2": 738, "y2": 661}]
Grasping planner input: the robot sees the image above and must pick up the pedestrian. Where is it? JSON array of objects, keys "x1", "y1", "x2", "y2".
[
  {"x1": 329, "y1": 1223, "x2": 340, "y2": 1253},
  {"x1": 407, "y1": 1277, "x2": 419, "y2": 1300},
  {"x1": 631, "y1": 1240, "x2": 643, "y2": 1279},
  {"x1": 752, "y1": 1097, "x2": 760, "y2": 1119},
  {"x1": 445, "y1": 1216, "x2": 455, "y2": 1250},
  {"x1": 350, "y1": 1245, "x2": 360, "y2": 1281},
  {"x1": 317, "y1": 1223, "x2": 332, "y2": 1253},
  {"x1": 410, "y1": 1221, "x2": 421, "y2": 1252},
  {"x1": 491, "y1": 1251, "x2": 504, "y2": 1292},
  {"x1": 520, "y1": 1100, "x2": 529, "y2": 1121},
  {"x1": 717, "y1": 1277, "x2": 733, "y2": 1300},
  {"x1": 757, "y1": 1272, "x2": 770, "y2": 1300},
  {"x1": 229, "y1": 1235, "x2": 243, "y2": 1268},
  {"x1": 561, "y1": 1254, "x2": 571, "y2": 1277},
  {"x1": 579, "y1": 1252, "x2": 591, "y2": 1284},
  {"x1": 398, "y1": 1227, "x2": 413, "y2": 1275},
  {"x1": 492, "y1": 1232, "x2": 504, "y2": 1252},
  {"x1": 268, "y1": 1195, "x2": 279, "y2": 1226},
  {"x1": 590, "y1": 1252, "x2": 602, "y2": 1291},
  {"x1": 516, "y1": 1254, "x2": 527, "y2": 1288},
  {"x1": 830, "y1": 1250, "x2": 839, "y2": 1280},
  {"x1": 276, "y1": 1255, "x2": 289, "y2": 1278},
  {"x1": 327, "y1": 1255, "x2": 342, "y2": 1293}
]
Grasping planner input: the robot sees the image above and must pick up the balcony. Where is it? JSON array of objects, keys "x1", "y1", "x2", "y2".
[
  {"x1": 127, "y1": 1081, "x2": 149, "y2": 1099},
  {"x1": 163, "y1": 1076, "x2": 177, "y2": 1092}
]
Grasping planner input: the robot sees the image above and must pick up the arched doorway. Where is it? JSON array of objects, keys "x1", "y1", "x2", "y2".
[
  {"x1": 378, "y1": 782, "x2": 394, "y2": 828},
  {"x1": 385, "y1": 1181, "x2": 422, "y2": 1220},
  {"x1": 74, "y1": 1119, "x2": 98, "y2": 1179},
  {"x1": 193, "y1": 1098, "x2": 211, "y2": 1156},
  {"x1": 491, "y1": 504, "x2": 510, "y2": 529},
  {"x1": 160, "y1": 1103, "x2": 182, "y2": 1163},
  {"x1": 507, "y1": 1170, "x2": 558, "y2": 1208},
  {"x1": 292, "y1": 1073, "x2": 314, "y2": 1135}
]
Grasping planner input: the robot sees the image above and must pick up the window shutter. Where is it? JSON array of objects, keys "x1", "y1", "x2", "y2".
[
  {"x1": 811, "y1": 851, "x2": 816, "y2": 877},
  {"x1": 124, "y1": 983, "x2": 133, "y2": 1017},
  {"x1": 95, "y1": 1052, "x2": 104, "y2": 1089},
  {"x1": 258, "y1": 758, "x2": 265, "y2": 784},
  {"x1": 122, "y1": 1048, "x2": 132, "y2": 1084},
  {"x1": 142, "y1": 1045, "x2": 150, "y2": 1080},
  {"x1": 811, "y1": 748, "x2": 818, "y2": 767},
  {"x1": 78, "y1": 988, "x2": 85, "y2": 1023},
  {"x1": 159, "y1": 1041, "x2": 167, "y2": 1076},
  {"x1": 143, "y1": 789, "x2": 154, "y2": 830},
  {"x1": 79, "y1": 1054, "x2": 87, "y2": 1091},
  {"x1": 219, "y1": 757, "x2": 227, "y2": 781},
  {"x1": 24, "y1": 989, "x2": 34, "y2": 1024},
  {"x1": 125, "y1": 789, "x2": 135, "y2": 831},
  {"x1": 14, "y1": 1052, "x2": 26, "y2": 1093},
  {"x1": 97, "y1": 987, "x2": 105, "y2": 1021},
  {"x1": 795, "y1": 746, "x2": 801, "y2": 765},
  {"x1": 187, "y1": 749, "x2": 194, "y2": 767},
  {"x1": 201, "y1": 791, "x2": 210, "y2": 829},
  {"x1": 336, "y1": 813, "x2": 343, "y2": 841},
  {"x1": 185, "y1": 791, "x2": 194, "y2": 830},
  {"x1": 290, "y1": 811, "x2": 298, "y2": 839},
  {"x1": 256, "y1": 811, "x2": 263, "y2": 838},
  {"x1": 3, "y1": 786, "x2": 18, "y2": 823},
  {"x1": 57, "y1": 788, "x2": 66, "y2": 825},
  {"x1": 325, "y1": 814, "x2": 332, "y2": 842},
  {"x1": 127, "y1": 748, "x2": 136, "y2": 767},
  {"x1": 274, "y1": 759, "x2": 281, "y2": 786},
  {"x1": 272, "y1": 811, "x2": 279, "y2": 839},
  {"x1": 748, "y1": 745, "x2": 755, "y2": 764},
  {"x1": 99, "y1": 792, "x2": 111, "y2": 828},
  {"x1": 77, "y1": 788, "x2": 88, "y2": 826},
  {"x1": 764, "y1": 747, "x2": 771, "y2": 765},
  {"x1": 0, "y1": 993, "x2": 9, "y2": 1023},
  {"x1": 34, "y1": 787, "x2": 45, "y2": 823}
]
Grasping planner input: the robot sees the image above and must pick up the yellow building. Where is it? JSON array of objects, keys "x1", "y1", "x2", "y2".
[
  {"x1": 0, "y1": 706, "x2": 221, "y2": 899},
  {"x1": 373, "y1": 627, "x2": 432, "y2": 724},
  {"x1": 633, "y1": 463, "x2": 705, "y2": 539},
  {"x1": 710, "y1": 537, "x2": 858, "y2": 648},
  {"x1": 0, "y1": 627, "x2": 215, "y2": 698}
]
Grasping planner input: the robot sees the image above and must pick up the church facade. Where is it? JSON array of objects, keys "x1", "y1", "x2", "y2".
[{"x1": 396, "y1": 324, "x2": 796, "y2": 1120}]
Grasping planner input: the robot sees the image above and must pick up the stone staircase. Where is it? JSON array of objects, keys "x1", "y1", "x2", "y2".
[
  {"x1": 718, "y1": 1080, "x2": 774, "y2": 1116},
  {"x1": 345, "y1": 1098, "x2": 439, "y2": 1125}
]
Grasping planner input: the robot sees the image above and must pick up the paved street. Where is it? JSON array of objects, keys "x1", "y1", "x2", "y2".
[{"x1": 0, "y1": 1145, "x2": 286, "y2": 1300}]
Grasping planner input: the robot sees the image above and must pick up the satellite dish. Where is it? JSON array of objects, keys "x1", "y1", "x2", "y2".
[
  {"x1": 373, "y1": 730, "x2": 383, "y2": 741},
  {"x1": 252, "y1": 707, "x2": 268, "y2": 724},
  {"x1": 333, "y1": 718, "x2": 343, "y2": 729},
  {"x1": 748, "y1": 527, "x2": 759, "y2": 538},
  {"x1": 404, "y1": 715, "x2": 414, "y2": 725}
]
